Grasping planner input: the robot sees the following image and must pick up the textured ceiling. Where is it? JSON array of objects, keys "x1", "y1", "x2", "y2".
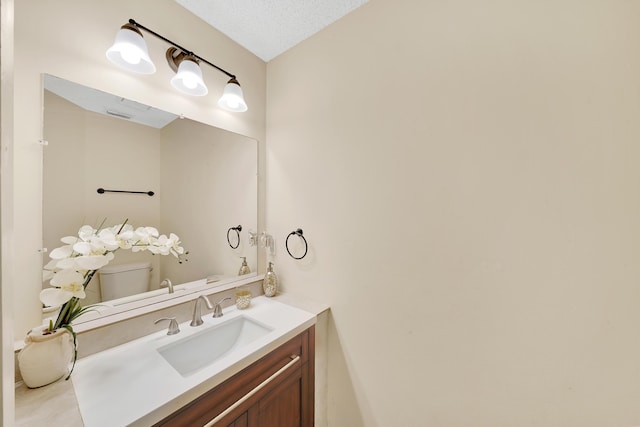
[{"x1": 175, "y1": 0, "x2": 369, "y2": 62}]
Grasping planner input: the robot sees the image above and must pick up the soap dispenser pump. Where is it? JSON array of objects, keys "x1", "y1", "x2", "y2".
[
  {"x1": 238, "y1": 257, "x2": 250, "y2": 276},
  {"x1": 263, "y1": 262, "x2": 278, "y2": 297}
]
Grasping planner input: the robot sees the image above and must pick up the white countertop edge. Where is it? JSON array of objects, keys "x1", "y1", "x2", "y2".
[{"x1": 272, "y1": 293, "x2": 330, "y2": 316}]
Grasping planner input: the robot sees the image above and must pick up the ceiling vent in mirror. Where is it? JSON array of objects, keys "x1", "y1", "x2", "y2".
[
  {"x1": 106, "y1": 110, "x2": 133, "y2": 120},
  {"x1": 44, "y1": 75, "x2": 178, "y2": 129}
]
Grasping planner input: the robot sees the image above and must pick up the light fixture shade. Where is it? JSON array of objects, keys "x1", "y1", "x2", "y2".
[
  {"x1": 170, "y1": 57, "x2": 208, "y2": 96},
  {"x1": 106, "y1": 24, "x2": 156, "y2": 74},
  {"x1": 218, "y1": 79, "x2": 248, "y2": 112}
]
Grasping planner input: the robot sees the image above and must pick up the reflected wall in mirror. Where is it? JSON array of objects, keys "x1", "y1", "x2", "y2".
[{"x1": 43, "y1": 74, "x2": 257, "y2": 313}]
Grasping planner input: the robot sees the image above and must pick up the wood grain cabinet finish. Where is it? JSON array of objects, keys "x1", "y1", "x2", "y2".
[{"x1": 154, "y1": 326, "x2": 315, "y2": 427}]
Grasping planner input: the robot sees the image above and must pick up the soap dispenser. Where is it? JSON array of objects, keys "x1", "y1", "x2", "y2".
[
  {"x1": 238, "y1": 257, "x2": 251, "y2": 276},
  {"x1": 263, "y1": 262, "x2": 278, "y2": 297}
]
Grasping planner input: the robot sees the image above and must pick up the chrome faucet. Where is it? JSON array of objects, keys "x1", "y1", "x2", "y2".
[
  {"x1": 160, "y1": 278, "x2": 174, "y2": 294},
  {"x1": 154, "y1": 317, "x2": 180, "y2": 335},
  {"x1": 191, "y1": 295, "x2": 213, "y2": 327},
  {"x1": 190, "y1": 295, "x2": 232, "y2": 326},
  {"x1": 212, "y1": 297, "x2": 231, "y2": 318}
]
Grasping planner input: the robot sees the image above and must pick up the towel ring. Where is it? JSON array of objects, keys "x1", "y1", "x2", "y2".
[
  {"x1": 286, "y1": 228, "x2": 308, "y2": 260},
  {"x1": 227, "y1": 225, "x2": 242, "y2": 249}
]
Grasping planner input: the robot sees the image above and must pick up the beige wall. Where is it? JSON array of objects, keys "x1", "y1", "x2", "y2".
[
  {"x1": 267, "y1": 1, "x2": 640, "y2": 426},
  {"x1": 13, "y1": 0, "x2": 265, "y2": 338}
]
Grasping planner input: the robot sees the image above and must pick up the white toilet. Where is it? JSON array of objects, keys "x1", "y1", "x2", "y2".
[{"x1": 98, "y1": 262, "x2": 152, "y2": 301}]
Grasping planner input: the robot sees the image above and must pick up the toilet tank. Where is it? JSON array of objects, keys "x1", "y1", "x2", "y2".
[{"x1": 98, "y1": 262, "x2": 152, "y2": 301}]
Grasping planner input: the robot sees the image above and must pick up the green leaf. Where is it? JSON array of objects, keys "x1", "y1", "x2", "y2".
[{"x1": 62, "y1": 324, "x2": 78, "y2": 381}]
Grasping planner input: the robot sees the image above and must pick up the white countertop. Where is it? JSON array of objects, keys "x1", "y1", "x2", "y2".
[
  {"x1": 72, "y1": 296, "x2": 316, "y2": 426},
  {"x1": 15, "y1": 294, "x2": 328, "y2": 427}
]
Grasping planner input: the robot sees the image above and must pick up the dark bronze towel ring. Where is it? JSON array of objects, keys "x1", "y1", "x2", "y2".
[
  {"x1": 227, "y1": 225, "x2": 242, "y2": 249},
  {"x1": 286, "y1": 228, "x2": 308, "y2": 260}
]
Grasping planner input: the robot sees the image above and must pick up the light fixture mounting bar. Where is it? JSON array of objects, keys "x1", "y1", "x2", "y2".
[{"x1": 128, "y1": 18, "x2": 236, "y2": 80}]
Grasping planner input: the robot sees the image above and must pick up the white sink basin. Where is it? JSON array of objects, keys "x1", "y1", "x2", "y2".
[{"x1": 157, "y1": 315, "x2": 273, "y2": 376}]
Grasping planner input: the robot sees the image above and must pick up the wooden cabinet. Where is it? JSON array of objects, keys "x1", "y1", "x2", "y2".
[{"x1": 154, "y1": 326, "x2": 314, "y2": 427}]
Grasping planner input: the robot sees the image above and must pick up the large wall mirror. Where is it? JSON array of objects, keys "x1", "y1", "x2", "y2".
[{"x1": 42, "y1": 74, "x2": 258, "y2": 322}]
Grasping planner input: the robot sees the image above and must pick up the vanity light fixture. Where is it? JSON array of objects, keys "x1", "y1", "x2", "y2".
[
  {"x1": 166, "y1": 48, "x2": 208, "y2": 96},
  {"x1": 106, "y1": 19, "x2": 248, "y2": 112},
  {"x1": 105, "y1": 23, "x2": 156, "y2": 74}
]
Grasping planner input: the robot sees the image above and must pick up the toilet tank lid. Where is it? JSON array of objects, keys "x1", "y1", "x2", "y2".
[{"x1": 99, "y1": 262, "x2": 152, "y2": 275}]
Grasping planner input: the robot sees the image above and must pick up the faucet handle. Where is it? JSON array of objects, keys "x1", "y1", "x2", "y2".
[
  {"x1": 155, "y1": 317, "x2": 180, "y2": 335},
  {"x1": 212, "y1": 297, "x2": 231, "y2": 318}
]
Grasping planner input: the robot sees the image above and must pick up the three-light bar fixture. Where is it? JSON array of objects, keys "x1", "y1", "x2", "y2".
[{"x1": 106, "y1": 19, "x2": 248, "y2": 113}]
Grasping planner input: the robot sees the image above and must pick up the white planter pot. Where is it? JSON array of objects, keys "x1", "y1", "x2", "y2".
[{"x1": 18, "y1": 325, "x2": 74, "y2": 388}]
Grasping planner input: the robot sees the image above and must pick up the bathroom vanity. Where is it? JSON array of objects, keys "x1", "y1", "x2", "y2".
[
  {"x1": 15, "y1": 295, "x2": 327, "y2": 427},
  {"x1": 155, "y1": 326, "x2": 314, "y2": 426}
]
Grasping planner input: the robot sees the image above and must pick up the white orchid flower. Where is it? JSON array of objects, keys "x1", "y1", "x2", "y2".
[
  {"x1": 75, "y1": 252, "x2": 114, "y2": 270},
  {"x1": 55, "y1": 257, "x2": 82, "y2": 270},
  {"x1": 61, "y1": 235, "x2": 80, "y2": 244},
  {"x1": 50, "y1": 269, "x2": 87, "y2": 288},
  {"x1": 48, "y1": 230, "x2": 93, "y2": 261},
  {"x1": 43, "y1": 258, "x2": 60, "y2": 271},
  {"x1": 43, "y1": 256, "x2": 69, "y2": 281},
  {"x1": 43, "y1": 270, "x2": 54, "y2": 282},
  {"x1": 43, "y1": 220, "x2": 186, "y2": 343},
  {"x1": 71, "y1": 241, "x2": 109, "y2": 270},
  {"x1": 117, "y1": 231, "x2": 135, "y2": 249},
  {"x1": 49, "y1": 244, "x2": 74, "y2": 260},
  {"x1": 146, "y1": 244, "x2": 161, "y2": 255},
  {"x1": 40, "y1": 269, "x2": 87, "y2": 307},
  {"x1": 95, "y1": 228, "x2": 121, "y2": 251},
  {"x1": 73, "y1": 241, "x2": 105, "y2": 256},
  {"x1": 134, "y1": 226, "x2": 159, "y2": 245},
  {"x1": 78, "y1": 225, "x2": 97, "y2": 241},
  {"x1": 117, "y1": 226, "x2": 136, "y2": 249},
  {"x1": 40, "y1": 288, "x2": 74, "y2": 307},
  {"x1": 168, "y1": 233, "x2": 185, "y2": 257},
  {"x1": 151, "y1": 233, "x2": 184, "y2": 257},
  {"x1": 153, "y1": 235, "x2": 172, "y2": 256}
]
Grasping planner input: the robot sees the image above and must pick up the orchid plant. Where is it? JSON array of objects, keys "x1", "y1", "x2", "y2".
[{"x1": 40, "y1": 220, "x2": 187, "y2": 378}]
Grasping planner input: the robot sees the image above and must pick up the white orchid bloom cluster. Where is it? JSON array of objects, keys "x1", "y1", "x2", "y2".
[{"x1": 40, "y1": 223, "x2": 185, "y2": 308}]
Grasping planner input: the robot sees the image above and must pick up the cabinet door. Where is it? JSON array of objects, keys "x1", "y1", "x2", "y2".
[
  {"x1": 226, "y1": 411, "x2": 248, "y2": 427},
  {"x1": 224, "y1": 367, "x2": 303, "y2": 427},
  {"x1": 258, "y1": 367, "x2": 302, "y2": 427}
]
